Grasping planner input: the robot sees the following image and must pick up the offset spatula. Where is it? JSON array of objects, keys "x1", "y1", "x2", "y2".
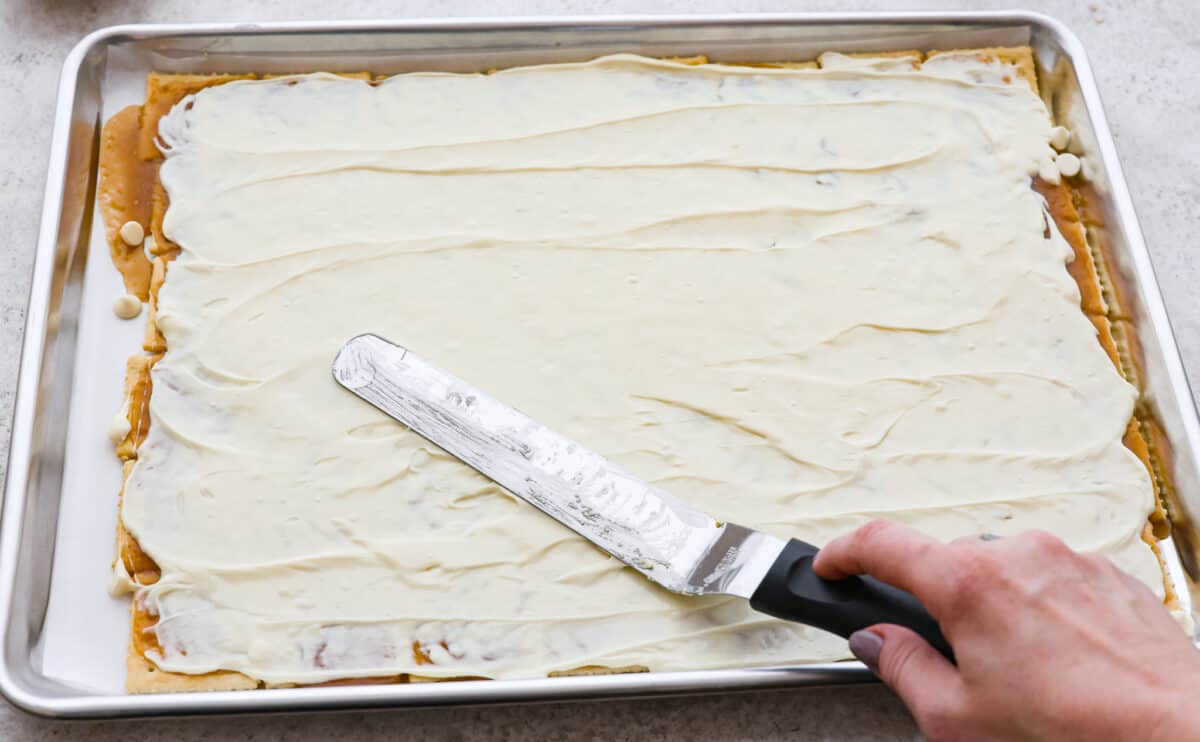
[{"x1": 332, "y1": 334, "x2": 952, "y2": 661}]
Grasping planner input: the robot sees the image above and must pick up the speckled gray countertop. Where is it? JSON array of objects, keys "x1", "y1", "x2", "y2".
[{"x1": 1, "y1": 0, "x2": 1197, "y2": 739}]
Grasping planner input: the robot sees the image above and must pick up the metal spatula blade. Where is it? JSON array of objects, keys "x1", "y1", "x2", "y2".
[
  {"x1": 332, "y1": 333, "x2": 953, "y2": 660},
  {"x1": 332, "y1": 333, "x2": 782, "y2": 598}
]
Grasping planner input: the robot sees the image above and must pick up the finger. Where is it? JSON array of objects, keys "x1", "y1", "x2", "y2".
[
  {"x1": 813, "y1": 520, "x2": 948, "y2": 600},
  {"x1": 1116, "y1": 567, "x2": 1155, "y2": 597},
  {"x1": 851, "y1": 625, "x2": 963, "y2": 730}
]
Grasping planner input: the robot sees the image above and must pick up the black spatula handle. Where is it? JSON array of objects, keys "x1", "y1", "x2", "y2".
[{"x1": 749, "y1": 538, "x2": 954, "y2": 662}]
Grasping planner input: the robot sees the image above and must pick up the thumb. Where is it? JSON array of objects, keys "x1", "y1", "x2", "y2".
[{"x1": 850, "y1": 625, "x2": 961, "y2": 718}]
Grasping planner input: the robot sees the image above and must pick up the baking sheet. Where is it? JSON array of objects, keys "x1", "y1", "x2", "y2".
[
  {"x1": 7, "y1": 14, "x2": 1200, "y2": 717},
  {"x1": 37, "y1": 29, "x2": 1196, "y2": 695}
]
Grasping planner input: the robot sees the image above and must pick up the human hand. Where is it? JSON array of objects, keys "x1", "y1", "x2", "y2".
[{"x1": 812, "y1": 520, "x2": 1200, "y2": 741}]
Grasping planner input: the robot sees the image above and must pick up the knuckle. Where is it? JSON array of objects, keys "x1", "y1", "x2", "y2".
[
  {"x1": 855, "y1": 519, "x2": 895, "y2": 546},
  {"x1": 1119, "y1": 569, "x2": 1156, "y2": 598},
  {"x1": 879, "y1": 635, "x2": 918, "y2": 680},
  {"x1": 878, "y1": 636, "x2": 925, "y2": 693},
  {"x1": 1079, "y1": 552, "x2": 1125, "y2": 585},
  {"x1": 959, "y1": 546, "x2": 1001, "y2": 578},
  {"x1": 948, "y1": 563, "x2": 985, "y2": 599},
  {"x1": 1024, "y1": 529, "x2": 1069, "y2": 555},
  {"x1": 942, "y1": 551, "x2": 996, "y2": 612},
  {"x1": 947, "y1": 534, "x2": 979, "y2": 549},
  {"x1": 912, "y1": 697, "x2": 967, "y2": 741}
]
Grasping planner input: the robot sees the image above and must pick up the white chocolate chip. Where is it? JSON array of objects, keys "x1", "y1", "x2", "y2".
[
  {"x1": 1037, "y1": 162, "x2": 1061, "y2": 185},
  {"x1": 1049, "y1": 126, "x2": 1071, "y2": 151},
  {"x1": 108, "y1": 410, "x2": 132, "y2": 446},
  {"x1": 1055, "y1": 152, "x2": 1082, "y2": 178},
  {"x1": 113, "y1": 293, "x2": 143, "y2": 320},
  {"x1": 119, "y1": 220, "x2": 145, "y2": 246},
  {"x1": 107, "y1": 560, "x2": 136, "y2": 597}
]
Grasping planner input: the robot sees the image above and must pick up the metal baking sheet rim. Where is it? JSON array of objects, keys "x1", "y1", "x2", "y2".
[{"x1": 3, "y1": 11, "x2": 1199, "y2": 718}]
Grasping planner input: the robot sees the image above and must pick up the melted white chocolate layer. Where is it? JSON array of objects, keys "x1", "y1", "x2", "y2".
[{"x1": 120, "y1": 54, "x2": 1161, "y2": 684}]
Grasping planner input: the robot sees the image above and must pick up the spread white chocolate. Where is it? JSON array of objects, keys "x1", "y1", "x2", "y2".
[{"x1": 120, "y1": 54, "x2": 1162, "y2": 684}]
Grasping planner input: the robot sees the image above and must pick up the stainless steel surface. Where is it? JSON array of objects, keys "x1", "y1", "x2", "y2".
[
  {"x1": 2, "y1": 11, "x2": 1197, "y2": 720},
  {"x1": 333, "y1": 334, "x2": 787, "y2": 599}
]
